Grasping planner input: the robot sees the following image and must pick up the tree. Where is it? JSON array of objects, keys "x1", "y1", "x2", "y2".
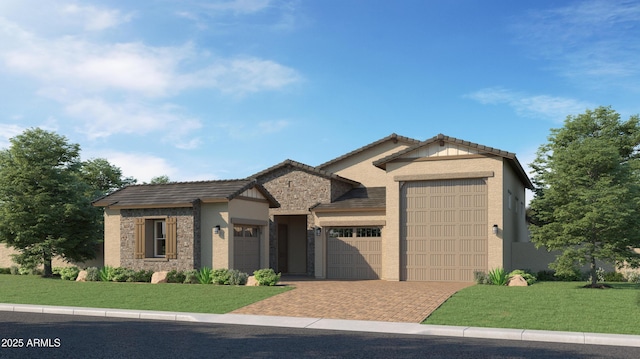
[
  {"x1": 0, "y1": 128, "x2": 128, "y2": 276},
  {"x1": 529, "y1": 106, "x2": 640, "y2": 286},
  {"x1": 148, "y1": 175, "x2": 170, "y2": 184},
  {"x1": 80, "y1": 158, "x2": 136, "y2": 196}
]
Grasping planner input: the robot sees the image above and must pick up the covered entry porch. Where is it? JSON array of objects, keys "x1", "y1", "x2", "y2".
[{"x1": 272, "y1": 214, "x2": 312, "y2": 275}]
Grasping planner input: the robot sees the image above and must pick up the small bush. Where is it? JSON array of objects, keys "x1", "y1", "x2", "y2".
[
  {"x1": 624, "y1": 271, "x2": 640, "y2": 283},
  {"x1": 0, "y1": 267, "x2": 10, "y2": 274},
  {"x1": 58, "y1": 266, "x2": 80, "y2": 281},
  {"x1": 604, "y1": 271, "x2": 626, "y2": 282},
  {"x1": 99, "y1": 266, "x2": 114, "y2": 282},
  {"x1": 166, "y1": 270, "x2": 186, "y2": 284},
  {"x1": 85, "y1": 267, "x2": 100, "y2": 281},
  {"x1": 507, "y1": 269, "x2": 537, "y2": 285},
  {"x1": 536, "y1": 270, "x2": 557, "y2": 281},
  {"x1": 10, "y1": 265, "x2": 19, "y2": 275},
  {"x1": 228, "y1": 269, "x2": 248, "y2": 285},
  {"x1": 253, "y1": 268, "x2": 281, "y2": 286},
  {"x1": 111, "y1": 267, "x2": 135, "y2": 282},
  {"x1": 184, "y1": 270, "x2": 199, "y2": 284},
  {"x1": 196, "y1": 267, "x2": 213, "y2": 284},
  {"x1": 18, "y1": 266, "x2": 32, "y2": 275},
  {"x1": 473, "y1": 270, "x2": 490, "y2": 285},
  {"x1": 211, "y1": 269, "x2": 231, "y2": 285},
  {"x1": 131, "y1": 269, "x2": 154, "y2": 283},
  {"x1": 488, "y1": 267, "x2": 508, "y2": 286}
]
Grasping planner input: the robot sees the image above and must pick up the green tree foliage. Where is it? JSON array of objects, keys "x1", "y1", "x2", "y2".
[
  {"x1": 80, "y1": 158, "x2": 136, "y2": 196},
  {"x1": 0, "y1": 128, "x2": 131, "y2": 276},
  {"x1": 148, "y1": 175, "x2": 170, "y2": 184},
  {"x1": 529, "y1": 107, "x2": 640, "y2": 286}
]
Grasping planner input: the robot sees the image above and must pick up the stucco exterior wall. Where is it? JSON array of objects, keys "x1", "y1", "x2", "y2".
[
  {"x1": 384, "y1": 156, "x2": 505, "y2": 280},
  {"x1": 103, "y1": 208, "x2": 121, "y2": 267},
  {"x1": 120, "y1": 206, "x2": 200, "y2": 271},
  {"x1": 201, "y1": 202, "x2": 229, "y2": 269},
  {"x1": 0, "y1": 244, "x2": 19, "y2": 268},
  {"x1": 322, "y1": 142, "x2": 411, "y2": 187}
]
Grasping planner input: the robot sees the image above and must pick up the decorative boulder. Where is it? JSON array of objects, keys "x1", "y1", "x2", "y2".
[
  {"x1": 151, "y1": 271, "x2": 168, "y2": 284},
  {"x1": 245, "y1": 276, "x2": 259, "y2": 286},
  {"x1": 507, "y1": 274, "x2": 528, "y2": 287},
  {"x1": 75, "y1": 270, "x2": 88, "y2": 282}
]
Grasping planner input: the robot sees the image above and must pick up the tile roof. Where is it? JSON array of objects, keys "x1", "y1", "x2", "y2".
[
  {"x1": 373, "y1": 133, "x2": 533, "y2": 189},
  {"x1": 92, "y1": 179, "x2": 280, "y2": 208},
  {"x1": 318, "y1": 133, "x2": 420, "y2": 170},
  {"x1": 250, "y1": 159, "x2": 360, "y2": 186},
  {"x1": 312, "y1": 187, "x2": 386, "y2": 212}
]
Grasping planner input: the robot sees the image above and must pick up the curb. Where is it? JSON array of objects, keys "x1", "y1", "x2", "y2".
[{"x1": 2, "y1": 303, "x2": 640, "y2": 347}]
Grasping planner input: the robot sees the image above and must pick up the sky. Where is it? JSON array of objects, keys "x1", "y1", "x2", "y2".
[{"x1": 1, "y1": 0, "x2": 640, "y2": 187}]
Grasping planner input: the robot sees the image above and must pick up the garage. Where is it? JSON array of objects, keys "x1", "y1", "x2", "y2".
[
  {"x1": 233, "y1": 225, "x2": 260, "y2": 274},
  {"x1": 401, "y1": 178, "x2": 488, "y2": 281},
  {"x1": 326, "y1": 227, "x2": 382, "y2": 279}
]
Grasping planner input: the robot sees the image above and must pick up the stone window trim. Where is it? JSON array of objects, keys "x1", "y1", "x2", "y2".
[{"x1": 134, "y1": 216, "x2": 177, "y2": 260}]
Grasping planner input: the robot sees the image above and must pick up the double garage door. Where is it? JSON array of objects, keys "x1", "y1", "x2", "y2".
[{"x1": 401, "y1": 178, "x2": 488, "y2": 281}]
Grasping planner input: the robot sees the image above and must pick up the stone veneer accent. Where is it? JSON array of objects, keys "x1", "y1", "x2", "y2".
[
  {"x1": 120, "y1": 204, "x2": 201, "y2": 272},
  {"x1": 257, "y1": 167, "x2": 354, "y2": 275}
]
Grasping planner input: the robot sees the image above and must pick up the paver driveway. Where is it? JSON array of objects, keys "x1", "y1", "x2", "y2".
[{"x1": 232, "y1": 278, "x2": 472, "y2": 323}]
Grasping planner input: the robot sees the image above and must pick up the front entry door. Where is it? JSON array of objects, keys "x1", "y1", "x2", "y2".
[{"x1": 278, "y1": 224, "x2": 288, "y2": 273}]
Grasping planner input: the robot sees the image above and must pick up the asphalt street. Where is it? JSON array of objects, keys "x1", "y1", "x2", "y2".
[{"x1": 2, "y1": 312, "x2": 640, "y2": 359}]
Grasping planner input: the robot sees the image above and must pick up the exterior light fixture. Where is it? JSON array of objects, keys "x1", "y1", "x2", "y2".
[
  {"x1": 492, "y1": 224, "x2": 498, "y2": 235},
  {"x1": 315, "y1": 227, "x2": 322, "y2": 236},
  {"x1": 214, "y1": 225, "x2": 221, "y2": 235}
]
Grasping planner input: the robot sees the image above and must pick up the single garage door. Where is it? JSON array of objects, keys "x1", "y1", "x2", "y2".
[
  {"x1": 401, "y1": 178, "x2": 488, "y2": 282},
  {"x1": 233, "y1": 225, "x2": 260, "y2": 274},
  {"x1": 327, "y1": 227, "x2": 382, "y2": 279}
]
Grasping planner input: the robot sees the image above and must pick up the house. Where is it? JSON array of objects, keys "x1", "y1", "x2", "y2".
[
  {"x1": 92, "y1": 179, "x2": 279, "y2": 274},
  {"x1": 89, "y1": 132, "x2": 544, "y2": 282}
]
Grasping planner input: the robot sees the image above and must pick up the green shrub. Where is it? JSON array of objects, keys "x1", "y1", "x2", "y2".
[
  {"x1": 58, "y1": 266, "x2": 80, "y2": 281},
  {"x1": 473, "y1": 270, "x2": 490, "y2": 285},
  {"x1": 488, "y1": 268, "x2": 508, "y2": 286},
  {"x1": 166, "y1": 270, "x2": 186, "y2": 283},
  {"x1": 111, "y1": 267, "x2": 135, "y2": 282},
  {"x1": 196, "y1": 267, "x2": 213, "y2": 284},
  {"x1": 536, "y1": 270, "x2": 557, "y2": 281},
  {"x1": 0, "y1": 267, "x2": 10, "y2": 274},
  {"x1": 131, "y1": 270, "x2": 154, "y2": 283},
  {"x1": 18, "y1": 266, "x2": 32, "y2": 275},
  {"x1": 99, "y1": 266, "x2": 114, "y2": 282},
  {"x1": 9, "y1": 265, "x2": 19, "y2": 275},
  {"x1": 184, "y1": 270, "x2": 199, "y2": 284},
  {"x1": 85, "y1": 267, "x2": 100, "y2": 281},
  {"x1": 507, "y1": 269, "x2": 537, "y2": 285},
  {"x1": 625, "y1": 271, "x2": 640, "y2": 283},
  {"x1": 604, "y1": 271, "x2": 626, "y2": 282},
  {"x1": 228, "y1": 269, "x2": 248, "y2": 285},
  {"x1": 253, "y1": 268, "x2": 281, "y2": 286},
  {"x1": 211, "y1": 268, "x2": 231, "y2": 285}
]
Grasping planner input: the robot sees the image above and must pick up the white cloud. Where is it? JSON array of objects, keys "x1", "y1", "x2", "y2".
[
  {"x1": 0, "y1": 124, "x2": 24, "y2": 149},
  {"x1": 202, "y1": 0, "x2": 272, "y2": 15},
  {"x1": 466, "y1": 87, "x2": 593, "y2": 122},
  {"x1": 61, "y1": 4, "x2": 133, "y2": 31},
  {"x1": 101, "y1": 151, "x2": 179, "y2": 184},
  {"x1": 513, "y1": 0, "x2": 640, "y2": 87}
]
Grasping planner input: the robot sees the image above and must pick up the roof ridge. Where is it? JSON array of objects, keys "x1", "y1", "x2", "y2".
[{"x1": 317, "y1": 133, "x2": 420, "y2": 169}]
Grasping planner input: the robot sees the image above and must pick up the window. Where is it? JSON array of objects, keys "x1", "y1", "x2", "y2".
[
  {"x1": 329, "y1": 227, "x2": 381, "y2": 238},
  {"x1": 134, "y1": 217, "x2": 177, "y2": 260},
  {"x1": 154, "y1": 220, "x2": 166, "y2": 257},
  {"x1": 234, "y1": 225, "x2": 258, "y2": 238}
]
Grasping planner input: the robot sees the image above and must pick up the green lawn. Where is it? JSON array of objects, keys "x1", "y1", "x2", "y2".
[
  {"x1": 0, "y1": 275, "x2": 291, "y2": 314},
  {"x1": 423, "y1": 281, "x2": 640, "y2": 335}
]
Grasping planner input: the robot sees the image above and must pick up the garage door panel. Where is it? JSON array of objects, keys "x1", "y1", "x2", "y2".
[
  {"x1": 402, "y1": 179, "x2": 488, "y2": 282},
  {"x1": 327, "y1": 229, "x2": 382, "y2": 280}
]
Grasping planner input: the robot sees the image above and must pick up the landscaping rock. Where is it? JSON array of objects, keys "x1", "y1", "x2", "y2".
[
  {"x1": 507, "y1": 274, "x2": 528, "y2": 286},
  {"x1": 151, "y1": 271, "x2": 168, "y2": 284},
  {"x1": 75, "y1": 270, "x2": 88, "y2": 282},
  {"x1": 246, "y1": 275, "x2": 259, "y2": 286}
]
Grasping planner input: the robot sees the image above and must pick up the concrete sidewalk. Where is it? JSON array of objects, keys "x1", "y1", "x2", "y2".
[{"x1": 2, "y1": 303, "x2": 640, "y2": 348}]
